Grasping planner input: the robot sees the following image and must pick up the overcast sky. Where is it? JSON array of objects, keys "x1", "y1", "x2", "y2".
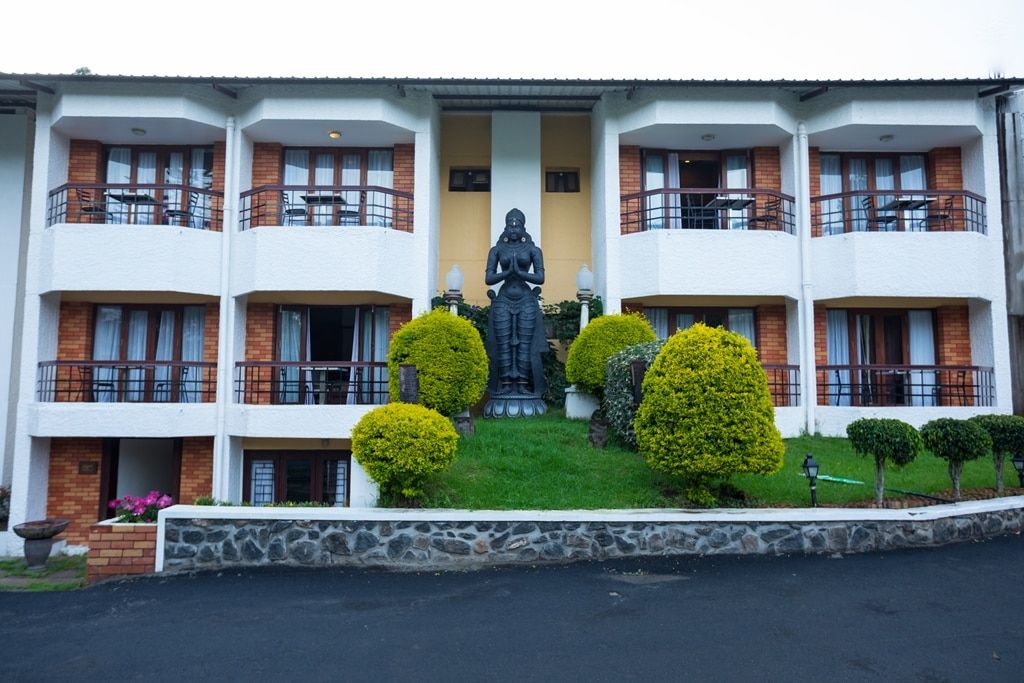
[{"x1": 4, "y1": 0, "x2": 1022, "y2": 80}]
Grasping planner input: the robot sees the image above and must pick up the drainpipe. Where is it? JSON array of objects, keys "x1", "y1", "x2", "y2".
[
  {"x1": 212, "y1": 116, "x2": 237, "y2": 499},
  {"x1": 796, "y1": 122, "x2": 816, "y2": 434}
]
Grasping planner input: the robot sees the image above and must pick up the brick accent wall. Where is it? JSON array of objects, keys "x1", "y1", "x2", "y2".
[
  {"x1": 203, "y1": 303, "x2": 219, "y2": 364},
  {"x1": 47, "y1": 438, "x2": 105, "y2": 545},
  {"x1": 389, "y1": 302, "x2": 413, "y2": 340},
  {"x1": 814, "y1": 305, "x2": 829, "y2": 405},
  {"x1": 809, "y1": 147, "x2": 823, "y2": 237},
  {"x1": 179, "y1": 437, "x2": 214, "y2": 504},
  {"x1": 755, "y1": 305, "x2": 788, "y2": 364},
  {"x1": 57, "y1": 302, "x2": 93, "y2": 360},
  {"x1": 936, "y1": 305, "x2": 971, "y2": 366},
  {"x1": 86, "y1": 523, "x2": 157, "y2": 584},
  {"x1": 252, "y1": 142, "x2": 283, "y2": 187},
  {"x1": 246, "y1": 303, "x2": 276, "y2": 361},
  {"x1": 619, "y1": 146, "x2": 642, "y2": 235},
  {"x1": 928, "y1": 148, "x2": 963, "y2": 190},
  {"x1": 751, "y1": 147, "x2": 781, "y2": 192},
  {"x1": 69, "y1": 140, "x2": 103, "y2": 183},
  {"x1": 393, "y1": 144, "x2": 415, "y2": 233}
]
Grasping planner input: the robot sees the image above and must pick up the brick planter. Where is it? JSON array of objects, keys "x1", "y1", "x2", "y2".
[{"x1": 86, "y1": 521, "x2": 157, "y2": 584}]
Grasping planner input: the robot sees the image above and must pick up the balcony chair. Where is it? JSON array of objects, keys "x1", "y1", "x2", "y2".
[
  {"x1": 919, "y1": 196, "x2": 954, "y2": 231},
  {"x1": 860, "y1": 196, "x2": 898, "y2": 231},
  {"x1": 748, "y1": 198, "x2": 781, "y2": 230},
  {"x1": 832, "y1": 369, "x2": 849, "y2": 406},
  {"x1": 74, "y1": 188, "x2": 112, "y2": 223},
  {"x1": 164, "y1": 190, "x2": 200, "y2": 228},
  {"x1": 281, "y1": 191, "x2": 307, "y2": 226}
]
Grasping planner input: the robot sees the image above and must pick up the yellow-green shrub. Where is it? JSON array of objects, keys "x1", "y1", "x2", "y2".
[
  {"x1": 388, "y1": 308, "x2": 488, "y2": 416},
  {"x1": 565, "y1": 314, "x2": 656, "y2": 395},
  {"x1": 351, "y1": 403, "x2": 459, "y2": 501},
  {"x1": 634, "y1": 324, "x2": 783, "y2": 500}
]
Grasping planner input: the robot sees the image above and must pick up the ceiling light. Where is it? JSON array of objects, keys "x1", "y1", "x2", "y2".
[
  {"x1": 131, "y1": 128, "x2": 146, "y2": 136},
  {"x1": 328, "y1": 130, "x2": 342, "y2": 139},
  {"x1": 879, "y1": 134, "x2": 894, "y2": 142},
  {"x1": 701, "y1": 133, "x2": 716, "y2": 142}
]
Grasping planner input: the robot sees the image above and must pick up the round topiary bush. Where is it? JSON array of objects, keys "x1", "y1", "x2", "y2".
[
  {"x1": 968, "y1": 414, "x2": 1024, "y2": 494},
  {"x1": 634, "y1": 324, "x2": 784, "y2": 505},
  {"x1": 920, "y1": 418, "x2": 992, "y2": 501},
  {"x1": 388, "y1": 308, "x2": 489, "y2": 416},
  {"x1": 351, "y1": 403, "x2": 459, "y2": 501},
  {"x1": 565, "y1": 314, "x2": 656, "y2": 396},
  {"x1": 846, "y1": 418, "x2": 923, "y2": 507},
  {"x1": 604, "y1": 339, "x2": 666, "y2": 450}
]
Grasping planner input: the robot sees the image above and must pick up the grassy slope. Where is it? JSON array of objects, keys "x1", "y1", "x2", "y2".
[{"x1": 423, "y1": 414, "x2": 1018, "y2": 509}]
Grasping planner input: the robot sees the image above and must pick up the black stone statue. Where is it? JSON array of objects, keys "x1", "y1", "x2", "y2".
[{"x1": 483, "y1": 208, "x2": 548, "y2": 418}]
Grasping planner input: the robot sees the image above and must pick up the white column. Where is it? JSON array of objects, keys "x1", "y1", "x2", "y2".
[
  {"x1": 491, "y1": 112, "x2": 542, "y2": 245},
  {"x1": 213, "y1": 117, "x2": 238, "y2": 499},
  {"x1": 795, "y1": 123, "x2": 816, "y2": 434}
]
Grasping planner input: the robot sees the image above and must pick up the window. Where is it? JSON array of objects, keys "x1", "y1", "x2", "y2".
[
  {"x1": 642, "y1": 307, "x2": 756, "y2": 346},
  {"x1": 105, "y1": 146, "x2": 214, "y2": 226},
  {"x1": 449, "y1": 168, "x2": 490, "y2": 192},
  {"x1": 282, "y1": 148, "x2": 394, "y2": 226},
  {"x1": 641, "y1": 150, "x2": 751, "y2": 229},
  {"x1": 91, "y1": 304, "x2": 205, "y2": 402},
  {"x1": 545, "y1": 169, "x2": 580, "y2": 193},
  {"x1": 819, "y1": 153, "x2": 928, "y2": 234},
  {"x1": 243, "y1": 451, "x2": 350, "y2": 506}
]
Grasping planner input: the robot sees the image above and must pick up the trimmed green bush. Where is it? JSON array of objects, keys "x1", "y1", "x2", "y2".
[
  {"x1": 846, "y1": 418, "x2": 923, "y2": 507},
  {"x1": 968, "y1": 414, "x2": 1024, "y2": 494},
  {"x1": 352, "y1": 403, "x2": 459, "y2": 501},
  {"x1": 920, "y1": 418, "x2": 992, "y2": 501},
  {"x1": 388, "y1": 308, "x2": 488, "y2": 416},
  {"x1": 633, "y1": 324, "x2": 783, "y2": 505},
  {"x1": 565, "y1": 314, "x2": 656, "y2": 396},
  {"x1": 604, "y1": 339, "x2": 667, "y2": 450}
]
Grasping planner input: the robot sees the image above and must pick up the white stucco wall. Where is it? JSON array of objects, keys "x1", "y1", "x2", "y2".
[
  {"x1": 27, "y1": 404, "x2": 218, "y2": 438},
  {"x1": 491, "y1": 112, "x2": 542, "y2": 245}
]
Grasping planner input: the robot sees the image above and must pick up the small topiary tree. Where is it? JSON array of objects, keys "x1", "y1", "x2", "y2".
[
  {"x1": 633, "y1": 324, "x2": 784, "y2": 506},
  {"x1": 968, "y1": 414, "x2": 1024, "y2": 494},
  {"x1": 920, "y1": 418, "x2": 992, "y2": 502},
  {"x1": 565, "y1": 313, "x2": 656, "y2": 398},
  {"x1": 846, "y1": 418, "x2": 923, "y2": 508},
  {"x1": 604, "y1": 339, "x2": 666, "y2": 450},
  {"x1": 388, "y1": 308, "x2": 489, "y2": 416},
  {"x1": 351, "y1": 403, "x2": 459, "y2": 502}
]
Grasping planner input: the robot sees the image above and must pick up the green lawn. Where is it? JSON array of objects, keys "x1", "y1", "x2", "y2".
[{"x1": 422, "y1": 413, "x2": 1020, "y2": 509}]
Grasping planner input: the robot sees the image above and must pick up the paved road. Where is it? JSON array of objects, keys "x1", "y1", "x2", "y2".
[{"x1": 2, "y1": 534, "x2": 1022, "y2": 681}]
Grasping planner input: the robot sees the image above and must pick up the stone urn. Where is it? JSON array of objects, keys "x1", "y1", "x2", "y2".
[{"x1": 13, "y1": 518, "x2": 70, "y2": 569}]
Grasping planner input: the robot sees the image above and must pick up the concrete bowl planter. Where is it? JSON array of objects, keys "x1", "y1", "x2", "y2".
[{"x1": 13, "y1": 518, "x2": 70, "y2": 568}]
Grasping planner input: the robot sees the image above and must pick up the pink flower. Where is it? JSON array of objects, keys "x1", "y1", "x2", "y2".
[
  {"x1": 108, "y1": 498, "x2": 120, "y2": 509},
  {"x1": 157, "y1": 495, "x2": 173, "y2": 508}
]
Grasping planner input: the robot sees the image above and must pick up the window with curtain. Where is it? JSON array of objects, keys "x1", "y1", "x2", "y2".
[
  {"x1": 105, "y1": 146, "x2": 213, "y2": 226},
  {"x1": 243, "y1": 451, "x2": 350, "y2": 506},
  {"x1": 641, "y1": 150, "x2": 752, "y2": 230},
  {"x1": 281, "y1": 148, "x2": 395, "y2": 227},
  {"x1": 642, "y1": 307, "x2": 757, "y2": 345},
  {"x1": 819, "y1": 153, "x2": 930, "y2": 234}
]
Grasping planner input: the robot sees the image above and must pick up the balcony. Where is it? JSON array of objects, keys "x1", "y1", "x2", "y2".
[
  {"x1": 764, "y1": 364, "x2": 800, "y2": 407},
  {"x1": 37, "y1": 360, "x2": 217, "y2": 403},
  {"x1": 816, "y1": 365, "x2": 994, "y2": 408},
  {"x1": 620, "y1": 188, "x2": 795, "y2": 235},
  {"x1": 47, "y1": 183, "x2": 223, "y2": 229},
  {"x1": 239, "y1": 185, "x2": 413, "y2": 231},
  {"x1": 234, "y1": 361, "x2": 389, "y2": 406},
  {"x1": 811, "y1": 190, "x2": 985, "y2": 236}
]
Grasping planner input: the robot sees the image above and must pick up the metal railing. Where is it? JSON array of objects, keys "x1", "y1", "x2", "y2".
[
  {"x1": 620, "y1": 188, "x2": 795, "y2": 235},
  {"x1": 816, "y1": 364, "x2": 994, "y2": 407},
  {"x1": 239, "y1": 185, "x2": 413, "y2": 231},
  {"x1": 234, "y1": 361, "x2": 390, "y2": 405},
  {"x1": 811, "y1": 190, "x2": 986, "y2": 236},
  {"x1": 763, "y1": 364, "x2": 801, "y2": 407},
  {"x1": 37, "y1": 360, "x2": 217, "y2": 403},
  {"x1": 46, "y1": 183, "x2": 223, "y2": 229}
]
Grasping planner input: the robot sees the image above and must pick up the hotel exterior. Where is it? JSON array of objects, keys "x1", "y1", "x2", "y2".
[{"x1": 0, "y1": 74, "x2": 1020, "y2": 551}]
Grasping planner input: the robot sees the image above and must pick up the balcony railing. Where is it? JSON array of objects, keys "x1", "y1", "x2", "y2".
[
  {"x1": 817, "y1": 365, "x2": 994, "y2": 407},
  {"x1": 47, "y1": 183, "x2": 223, "y2": 229},
  {"x1": 37, "y1": 360, "x2": 217, "y2": 403},
  {"x1": 620, "y1": 188, "x2": 795, "y2": 235},
  {"x1": 239, "y1": 185, "x2": 413, "y2": 231},
  {"x1": 811, "y1": 190, "x2": 986, "y2": 236},
  {"x1": 234, "y1": 361, "x2": 390, "y2": 405},
  {"x1": 763, "y1": 364, "x2": 801, "y2": 407}
]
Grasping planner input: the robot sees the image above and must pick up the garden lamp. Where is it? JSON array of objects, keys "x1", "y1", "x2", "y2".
[
  {"x1": 802, "y1": 453, "x2": 819, "y2": 507},
  {"x1": 576, "y1": 264, "x2": 594, "y2": 330},
  {"x1": 444, "y1": 264, "x2": 464, "y2": 315},
  {"x1": 1013, "y1": 453, "x2": 1024, "y2": 488}
]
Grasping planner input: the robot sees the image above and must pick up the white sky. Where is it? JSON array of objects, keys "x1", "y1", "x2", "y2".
[{"x1": 3, "y1": 0, "x2": 1022, "y2": 80}]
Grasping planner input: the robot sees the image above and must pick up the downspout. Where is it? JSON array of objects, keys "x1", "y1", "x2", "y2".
[
  {"x1": 796, "y1": 122, "x2": 816, "y2": 434},
  {"x1": 212, "y1": 116, "x2": 237, "y2": 498}
]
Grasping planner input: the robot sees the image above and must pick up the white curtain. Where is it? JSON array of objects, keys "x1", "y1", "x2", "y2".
[
  {"x1": 340, "y1": 154, "x2": 361, "y2": 226},
  {"x1": 848, "y1": 158, "x2": 868, "y2": 232},
  {"x1": 666, "y1": 153, "x2": 681, "y2": 229},
  {"x1": 900, "y1": 155, "x2": 927, "y2": 232},
  {"x1": 644, "y1": 154, "x2": 665, "y2": 229},
  {"x1": 92, "y1": 306, "x2": 122, "y2": 402},
  {"x1": 278, "y1": 308, "x2": 302, "y2": 403},
  {"x1": 250, "y1": 460, "x2": 275, "y2": 505},
  {"x1": 124, "y1": 310, "x2": 149, "y2": 401},
  {"x1": 908, "y1": 309, "x2": 937, "y2": 406},
  {"x1": 725, "y1": 154, "x2": 748, "y2": 230},
  {"x1": 181, "y1": 306, "x2": 204, "y2": 402},
  {"x1": 874, "y1": 158, "x2": 896, "y2": 231},
  {"x1": 827, "y1": 310, "x2": 851, "y2": 406},
  {"x1": 728, "y1": 309, "x2": 756, "y2": 347},
  {"x1": 367, "y1": 150, "x2": 394, "y2": 227},
  {"x1": 312, "y1": 153, "x2": 335, "y2": 226},
  {"x1": 644, "y1": 307, "x2": 669, "y2": 340},
  {"x1": 676, "y1": 312, "x2": 696, "y2": 332},
  {"x1": 153, "y1": 310, "x2": 175, "y2": 402},
  {"x1": 361, "y1": 307, "x2": 390, "y2": 404},
  {"x1": 304, "y1": 311, "x2": 315, "y2": 405},
  {"x1": 164, "y1": 152, "x2": 184, "y2": 227},
  {"x1": 283, "y1": 149, "x2": 309, "y2": 224},
  {"x1": 134, "y1": 151, "x2": 158, "y2": 225},
  {"x1": 189, "y1": 148, "x2": 212, "y2": 229},
  {"x1": 106, "y1": 147, "x2": 132, "y2": 224},
  {"x1": 346, "y1": 308, "x2": 362, "y2": 404},
  {"x1": 820, "y1": 154, "x2": 843, "y2": 235}
]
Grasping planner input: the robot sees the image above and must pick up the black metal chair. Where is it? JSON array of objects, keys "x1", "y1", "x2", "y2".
[
  {"x1": 281, "y1": 191, "x2": 307, "y2": 226},
  {"x1": 860, "y1": 196, "x2": 898, "y2": 231},
  {"x1": 74, "y1": 188, "x2": 112, "y2": 223},
  {"x1": 748, "y1": 198, "x2": 781, "y2": 230},
  {"x1": 164, "y1": 190, "x2": 200, "y2": 227},
  {"x1": 920, "y1": 196, "x2": 954, "y2": 231}
]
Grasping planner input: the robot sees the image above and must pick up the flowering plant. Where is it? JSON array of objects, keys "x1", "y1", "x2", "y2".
[{"x1": 108, "y1": 490, "x2": 174, "y2": 523}]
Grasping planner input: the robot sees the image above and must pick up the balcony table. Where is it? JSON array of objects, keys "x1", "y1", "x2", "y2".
[
  {"x1": 105, "y1": 191, "x2": 160, "y2": 224},
  {"x1": 879, "y1": 196, "x2": 936, "y2": 212},
  {"x1": 705, "y1": 195, "x2": 755, "y2": 211},
  {"x1": 300, "y1": 194, "x2": 348, "y2": 205}
]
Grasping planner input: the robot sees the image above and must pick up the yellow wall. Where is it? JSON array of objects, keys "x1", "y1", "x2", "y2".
[
  {"x1": 540, "y1": 114, "x2": 592, "y2": 304},
  {"x1": 438, "y1": 114, "x2": 492, "y2": 305}
]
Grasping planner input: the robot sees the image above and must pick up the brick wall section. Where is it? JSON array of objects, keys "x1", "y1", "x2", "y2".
[
  {"x1": 936, "y1": 305, "x2": 972, "y2": 366},
  {"x1": 86, "y1": 523, "x2": 157, "y2": 584},
  {"x1": 246, "y1": 303, "x2": 275, "y2": 361},
  {"x1": 251, "y1": 143, "x2": 283, "y2": 227},
  {"x1": 814, "y1": 305, "x2": 829, "y2": 405},
  {"x1": 209, "y1": 141, "x2": 227, "y2": 232},
  {"x1": 178, "y1": 437, "x2": 214, "y2": 504},
  {"x1": 57, "y1": 302, "x2": 93, "y2": 360},
  {"x1": 203, "y1": 303, "x2": 219, "y2": 364},
  {"x1": 393, "y1": 143, "x2": 415, "y2": 232},
  {"x1": 755, "y1": 305, "x2": 788, "y2": 364},
  {"x1": 389, "y1": 303, "x2": 413, "y2": 341},
  {"x1": 68, "y1": 140, "x2": 103, "y2": 183},
  {"x1": 751, "y1": 147, "x2": 781, "y2": 192},
  {"x1": 809, "y1": 148, "x2": 823, "y2": 237},
  {"x1": 47, "y1": 438, "x2": 105, "y2": 545},
  {"x1": 928, "y1": 148, "x2": 963, "y2": 190},
  {"x1": 619, "y1": 146, "x2": 641, "y2": 235}
]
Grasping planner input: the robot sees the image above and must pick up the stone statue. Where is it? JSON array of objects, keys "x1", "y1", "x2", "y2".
[{"x1": 483, "y1": 208, "x2": 548, "y2": 417}]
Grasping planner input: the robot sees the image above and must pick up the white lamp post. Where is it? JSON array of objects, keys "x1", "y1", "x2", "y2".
[
  {"x1": 444, "y1": 264, "x2": 464, "y2": 315},
  {"x1": 576, "y1": 264, "x2": 594, "y2": 330}
]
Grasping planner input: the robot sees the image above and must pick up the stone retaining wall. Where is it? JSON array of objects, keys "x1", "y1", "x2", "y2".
[{"x1": 159, "y1": 500, "x2": 1024, "y2": 573}]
